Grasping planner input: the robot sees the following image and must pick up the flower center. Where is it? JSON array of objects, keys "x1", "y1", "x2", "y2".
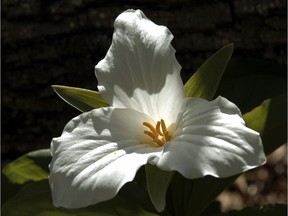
[{"x1": 143, "y1": 119, "x2": 172, "y2": 146}]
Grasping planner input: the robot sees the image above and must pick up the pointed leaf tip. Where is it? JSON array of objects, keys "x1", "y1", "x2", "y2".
[
  {"x1": 52, "y1": 85, "x2": 109, "y2": 112},
  {"x1": 243, "y1": 94, "x2": 287, "y2": 155},
  {"x1": 184, "y1": 43, "x2": 234, "y2": 100}
]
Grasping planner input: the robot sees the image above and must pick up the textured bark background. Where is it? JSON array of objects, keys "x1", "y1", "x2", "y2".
[{"x1": 2, "y1": 0, "x2": 287, "y2": 212}]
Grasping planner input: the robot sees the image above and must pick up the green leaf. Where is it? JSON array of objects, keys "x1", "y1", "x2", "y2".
[
  {"x1": 145, "y1": 164, "x2": 173, "y2": 213},
  {"x1": 2, "y1": 149, "x2": 51, "y2": 205},
  {"x1": 52, "y1": 85, "x2": 109, "y2": 112},
  {"x1": 243, "y1": 94, "x2": 287, "y2": 155},
  {"x1": 1, "y1": 174, "x2": 23, "y2": 206},
  {"x1": 184, "y1": 43, "x2": 234, "y2": 100},
  {"x1": 2, "y1": 180, "x2": 158, "y2": 216},
  {"x1": 2, "y1": 149, "x2": 51, "y2": 184},
  {"x1": 169, "y1": 173, "x2": 237, "y2": 216},
  {"x1": 211, "y1": 204, "x2": 287, "y2": 216}
]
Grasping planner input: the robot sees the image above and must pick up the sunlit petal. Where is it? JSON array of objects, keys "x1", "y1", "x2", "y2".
[
  {"x1": 156, "y1": 96, "x2": 266, "y2": 178},
  {"x1": 49, "y1": 107, "x2": 162, "y2": 208},
  {"x1": 95, "y1": 9, "x2": 185, "y2": 125}
]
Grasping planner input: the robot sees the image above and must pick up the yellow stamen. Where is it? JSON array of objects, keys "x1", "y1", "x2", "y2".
[
  {"x1": 160, "y1": 119, "x2": 167, "y2": 134},
  {"x1": 143, "y1": 119, "x2": 172, "y2": 147},
  {"x1": 156, "y1": 121, "x2": 163, "y2": 136},
  {"x1": 143, "y1": 122, "x2": 158, "y2": 137},
  {"x1": 144, "y1": 130, "x2": 157, "y2": 139},
  {"x1": 160, "y1": 119, "x2": 171, "y2": 141}
]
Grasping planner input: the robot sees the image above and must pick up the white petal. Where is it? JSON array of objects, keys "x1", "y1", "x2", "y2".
[
  {"x1": 49, "y1": 107, "x2": 162, "y2": 208},
  {"x1": 156, "y1": 96, "x2": 266, "y2": 178},
  {"x1": 95, "y1": 9, "x2": 185, "y2": 125}
]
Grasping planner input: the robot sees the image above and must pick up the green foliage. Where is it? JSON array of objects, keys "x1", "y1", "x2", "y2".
[
  {"x1": 145, "y1": 164, "x2": 173, "y2": 212},
  {"x1": 2, "y1": 149, "x2": 51, "y2": 204},
  {"x1": 243, "y1": 95, "x2": 287, "y2": 155},
  {"x1": 2, "y1": 151, "x2": 157, "y2": 215},
  {"x1": 184, "y1": 43, "x2": 234, "y2": 100},
  {"x1": 2, "y1": 149, "x2": 50, "y2": 184},
  {"x1": 2, "y1": 180, "x2": 158, "y2": 216},
  {"x1": 168, "y1": 173, "x2": 237, "y2": 216},
  {"x1": 52, "y1": 85, "x2": 109, "y2": 112}
]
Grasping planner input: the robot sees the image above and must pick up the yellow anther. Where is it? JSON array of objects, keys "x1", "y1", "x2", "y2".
[
  {"x1": 156, "y1": 121, "x2": 163, "y2": 136},
  {"x1": 160, "y1": 119, "x2": 167, "y2": 134},
  {"x1": 143, "y1": 122, "x2": 158, "y2": 137},
  {"x1": 143, "y1": 119, "x2": 172, "y2": 147},
  {"x1": 144, "y1": 130, "x2": 157, "y2": 139}
]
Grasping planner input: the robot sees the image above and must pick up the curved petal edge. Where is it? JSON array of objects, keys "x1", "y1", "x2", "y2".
[{"x1": 156, "y1": 96, "x2": 267, "y2": 179}]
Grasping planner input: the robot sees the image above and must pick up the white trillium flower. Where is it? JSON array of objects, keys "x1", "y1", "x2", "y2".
[{"x1": 49, "y1": 9, "x2": 266, "y2": 209}]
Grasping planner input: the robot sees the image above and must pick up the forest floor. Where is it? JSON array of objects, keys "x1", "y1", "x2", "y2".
[{"x1": 217, "y1": 144, "x2": 287, "y2": 212}]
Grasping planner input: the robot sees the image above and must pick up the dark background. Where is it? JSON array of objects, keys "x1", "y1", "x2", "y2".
[
  {"x1": 3, "y1": 0, "x2": 286, "y2": 162},
  {"x1": 2, "y1": 0, "x2": 287, "y2": 211}
]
